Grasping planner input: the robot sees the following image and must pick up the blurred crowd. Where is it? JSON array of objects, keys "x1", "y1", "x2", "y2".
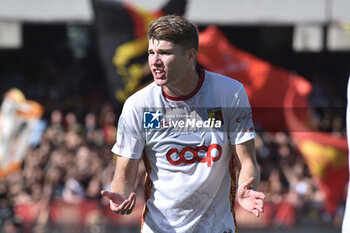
[
  {"x1": 0, "y1": 105, "x2": 147, "y2": 232},
  {"x1": 0, "y1": 98, "x2": 346, "y2": 232},
  {"x1": 0, "y1": 24, "x2": 348, "y2": 233}
]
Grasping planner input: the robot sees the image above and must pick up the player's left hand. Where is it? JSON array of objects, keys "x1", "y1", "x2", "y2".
[{"x1": 237, "y1": 177, "x2": 265, "y2": 217}]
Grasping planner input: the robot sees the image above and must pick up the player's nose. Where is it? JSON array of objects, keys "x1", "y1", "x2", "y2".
[{"x1": 150, "y1": 54, "x2": 162, "y2": 66}]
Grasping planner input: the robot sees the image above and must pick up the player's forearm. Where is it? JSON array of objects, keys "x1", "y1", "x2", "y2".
[
  {"x1": 110, "y1": 156, "x2": 140, "y2": 198},
  {"x1": 238, "y1": 160, "x2": 260, "y2": 190},
  {"x1": 110, "y1": 175, "x2": 136, "y2": 198},
  {"x1": 234, "y1": 139, "x2": 260, "y2": 190},
  {"x1": 110, "y1": 179, "x2": 135, "y2": 199}
]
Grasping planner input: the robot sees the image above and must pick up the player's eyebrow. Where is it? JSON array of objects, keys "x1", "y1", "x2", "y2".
[
  {"x1": 159, "y1": 48, "x2": 173, "y2": 52},
  {"x1": 152, "y1": 48, "x2": 173, "y2": 53}
]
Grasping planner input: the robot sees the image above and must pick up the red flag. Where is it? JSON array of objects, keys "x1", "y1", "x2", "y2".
[
  {"x1": 198, "y1": 25, "x2": 348, "y2": 215},
  {"x1": 198, "y1": 26, "x2": 311, "y2": 131}
]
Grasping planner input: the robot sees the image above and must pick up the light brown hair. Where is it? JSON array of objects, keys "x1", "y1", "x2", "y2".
[{"x1": 148, "y1": 15, "x2": 199, "y2": 52}]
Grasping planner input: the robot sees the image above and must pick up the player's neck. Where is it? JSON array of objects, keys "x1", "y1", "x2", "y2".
[{"x1": 162, "y1": 69, "x2": 199, "y2": 99}]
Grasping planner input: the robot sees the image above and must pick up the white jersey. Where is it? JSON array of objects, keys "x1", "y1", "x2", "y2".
[{"x1": 112, "y1": 69, "x2": 255, "y2": 233}]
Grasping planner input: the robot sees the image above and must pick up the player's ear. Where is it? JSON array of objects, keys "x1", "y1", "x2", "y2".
[{"x1": 187, "y1": 48, "x2": 197, "y2": 64}]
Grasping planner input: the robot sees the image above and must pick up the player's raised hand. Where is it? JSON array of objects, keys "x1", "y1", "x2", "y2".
[
  {"x1": 101, "y1": 190, "x2": 136, "y2": 215},
  {"x1": 237, "y1": 177, "x2": 265, "y2": 217}
]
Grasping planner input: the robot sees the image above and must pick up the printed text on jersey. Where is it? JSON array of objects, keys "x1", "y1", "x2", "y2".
[{"x1": 166, "y1": 144, "x2": 222, "y2": 167}]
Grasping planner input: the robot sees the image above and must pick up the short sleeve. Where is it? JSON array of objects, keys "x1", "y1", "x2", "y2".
[
  {"x1": 111, "y1": 99, "x2": 145, "y2": 159},
  {"x1": 228, "y1": 84, "x2": 256, "y2": 145}
]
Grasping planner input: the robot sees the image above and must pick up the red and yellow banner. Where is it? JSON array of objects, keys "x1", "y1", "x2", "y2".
[
  {"x1": 284, "y1": 84, "x2": 348, "y2": 214},
  {"x1": 93, "y1": 0, "x2": 187, "y2": 104}
]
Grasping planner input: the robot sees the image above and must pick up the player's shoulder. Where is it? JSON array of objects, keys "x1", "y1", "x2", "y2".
[
  {"x1": 124, "y1": 82, "x2": 159, "y2": 107},
  {"x1": 204, "y1": 70, "x2": 244, "y2": 92}
]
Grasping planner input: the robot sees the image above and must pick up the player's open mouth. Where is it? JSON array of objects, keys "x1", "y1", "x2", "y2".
[{"x1": 153, "y1": 69, "x2": 165, "y2": 78}]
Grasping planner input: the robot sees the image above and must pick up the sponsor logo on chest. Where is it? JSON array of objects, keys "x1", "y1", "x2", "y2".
[{"x1": 166, "y1": 144, "x2": 223, "y2": 167}]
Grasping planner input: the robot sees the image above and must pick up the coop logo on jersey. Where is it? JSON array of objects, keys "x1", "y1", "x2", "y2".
[
  {"x1": 143, "y1": 110, "x2": 162, "y2": 129},
  {"x1": 166, "y1": 144, "x2": 223, "y2": 167}
]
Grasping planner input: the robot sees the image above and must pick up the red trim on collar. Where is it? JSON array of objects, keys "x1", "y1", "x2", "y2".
[{"x1": 162, "y1": 68, "x2": 205, "y2": 101}]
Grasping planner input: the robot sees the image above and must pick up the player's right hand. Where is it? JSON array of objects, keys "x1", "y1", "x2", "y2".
[{"x1": 101, "y1": 190, "x2": 136, "y2": 215}]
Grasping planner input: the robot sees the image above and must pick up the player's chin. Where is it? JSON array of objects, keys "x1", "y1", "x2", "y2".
[{"x1": 154, "y1": 78, "x2": 167, "y2": 86}]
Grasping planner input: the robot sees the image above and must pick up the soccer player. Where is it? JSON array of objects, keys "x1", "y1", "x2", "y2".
[{"x1": 101, "y1": 15, "x2": 265, "y2": 232}]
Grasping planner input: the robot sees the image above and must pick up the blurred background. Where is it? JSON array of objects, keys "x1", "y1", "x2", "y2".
[{"x1": 0, "y1": 0, "x2": 350, "y2": 232}]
